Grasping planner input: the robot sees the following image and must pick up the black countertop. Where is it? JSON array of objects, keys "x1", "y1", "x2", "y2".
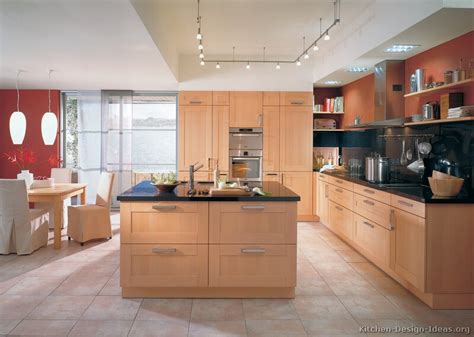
[
  {"x1": 117, "y1": 181, "x2": 300, "y2": 202},
  {"x1": 320, "y1": 171, "x2": 474, "y2": 204}
]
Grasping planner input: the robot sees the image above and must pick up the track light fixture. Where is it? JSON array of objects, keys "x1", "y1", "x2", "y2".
[
  {"x1": 246, "y1": 62, "x2": 251, "y2": 69},
  {"x1": 276, "y1": 63, "x2": 281, "y2": 70},
  {"x1": 216, "y1": 62, "x2": 221, "y2": 69}
]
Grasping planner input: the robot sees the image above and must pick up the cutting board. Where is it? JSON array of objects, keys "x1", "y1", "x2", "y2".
[{"x1": 210, "y1": 188, "x2": 252, "y2": 196}]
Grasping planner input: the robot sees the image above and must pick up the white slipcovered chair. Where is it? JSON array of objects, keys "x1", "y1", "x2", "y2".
[
  {"x1": 0, "y1": 179, "x2": 49, "y2": 255},
  {"x1": 67, "y1": 172, "x2": 115, "y2": 246}
]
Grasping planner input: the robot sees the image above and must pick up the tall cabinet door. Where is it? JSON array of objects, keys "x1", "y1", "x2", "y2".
[
  {"x1": 178, "y1": 105, "x2": 213, "y2": 172},
  {"x1": 279, "y1": 106, "x2": 312, "y2": 172},
  {"x1": 263, "y1": 106, "x2": 280, "y2": 172},
  {"x1": 212, "y1": 106, "x2": 229, "y2": 172},
  {"x1": 317, "y1": 179, "x2": 329, "y2": 225},
  {"x1": 281, "y1": 172, "x2": 313, "y2": 216},
  {"x1": 229, "y1": 91, "x2": 263, "y2": 127}
]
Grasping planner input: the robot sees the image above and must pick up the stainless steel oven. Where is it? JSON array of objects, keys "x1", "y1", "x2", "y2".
[
  {"x1": 229, "y1": 127, "x2": 263, "y2": 150},
  {"x1": 229, "y1": 150, "x2": 263, "y2": 182}
]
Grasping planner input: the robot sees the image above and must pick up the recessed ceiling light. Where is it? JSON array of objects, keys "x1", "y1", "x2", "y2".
[
  {"x1": 347, "y1": 67, "x2": 368, "y2": 73},
  {"x1": 385, "y1": 44, "x2": 419, "y2": 53},
  {"x1": 324, "y1": 80, "x2": 342, "y2": 85}
]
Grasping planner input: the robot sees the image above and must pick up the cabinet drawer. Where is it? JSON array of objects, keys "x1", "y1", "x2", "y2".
[
  {"x1": 353, "y1": 184, "x2": 391, "y2": 205},
  {"x1": 179, "y1": 91, "x2": 212, "y2": 105},
  {"x1": 328, "y1": 184, "x2": 353, "y2": 211},
  {"x1": 328, "y1": 201, "x2": 353, "y2": 242},
  {"x1": 354, "y1": 193, "x2": 392, "y2": 229},
  {"x1": 121, "y1": 244, "x2": 208, "y2": 287},
  {"x1": 121, "y1": 202, "x2": 208, "y2": 244},
  {"x1": 327, "y1": 176, "x2": 354, "y2": 191},
  {"x1": 279, "y1": 92, "x2": 313, "y2": 106},
  {"x1": 209, "y1": 244, "x2": 296, "y2": 287},
  {"x1": 262, "y1": 172, "x2": 281, "y2": 182},
  {"x1": 391, "y1": 195, "x2": 425, "y2": 218},
  {"x1": 318, "y1": 173, "x2": 329, "y2": 182},
  {"x1": 212, "y1": 91, "x2": 230, "y2": 105},
  {"x1": 263, "y1": 92, "x2": 280, "y2": 105},
  {"x1": 353, "y1": 214, "x2": 390, "y2": 268},
  {"x1": 209, "y1": 202, "x2": 296, "y2": 244}
]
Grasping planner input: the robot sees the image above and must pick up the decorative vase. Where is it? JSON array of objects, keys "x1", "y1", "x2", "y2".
[{"x1": 17, "y1": 170, "x2": 34, "y2": 189}]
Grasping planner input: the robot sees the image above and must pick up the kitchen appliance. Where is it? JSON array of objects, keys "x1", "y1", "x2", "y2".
[
  {"x1": 415, "y1": 68, "x2": 424, "y2": 91},
  {"x1": 314, "y1": 118, "x2": 336, "y2": 129},
  {"x1": 365, "y1": 153, "x2": 390, "y2": 183},
  {"x1": 422, "y1": 102, "x2": 440, "y2": 120},
  {"x1": 229, "y1": 128, "x2": 263, "y2": 183}
]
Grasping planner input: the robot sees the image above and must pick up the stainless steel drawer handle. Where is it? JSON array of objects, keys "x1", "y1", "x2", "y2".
[
  {"x1": 266, "y1": 173, "x2": 278, "y2": 176},
  {"x1": 152, "y1": 205, "x2": 177, "y2": 210},
  {"x1": 241, "y1": 205, "x2": 265, "y2": 210},
  {"x1": 363, "y1": 221, "x2": 375, "y2": 228},
  {"x1": 241, "y1": 248, "x2": 266, "y2": 254},
  {"x1": 231, "y1": 134, "x2": 261, "y2": 137},
  {"x1": 335, "y1": 188, "x2": 343, "y2": 193},
  {"x1": 152, "y1": 247, "x2": 177, "y2": 254},
  {"x1": 189, "y1": 101, "x2": 202, "y2": 104},
  {"x1": 335, "y1": 205, "x2": 343, "y2": 211},
  {"x1": 290, "y1": 101, "x2": 304, "y2": 104},
  {"x1": 398, "y1": 200, "x2": 413, "y2": 208},
  {"x1": 335, "y1": 179, "x2": 343, "y2": 184},
  {"x1": 363, "y1": 200, "x2": 375, "y2": 206},
  {"x1": 389, "y1": 209, "x2": 395, "y2": 231},
  {"x1": 363, "y1": 189, "x2": 375, "y2": 194}
]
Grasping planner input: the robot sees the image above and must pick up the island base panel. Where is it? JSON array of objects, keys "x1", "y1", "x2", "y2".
[{"x1": 122, "y1": 287, "x2": 295, "y2": 298}]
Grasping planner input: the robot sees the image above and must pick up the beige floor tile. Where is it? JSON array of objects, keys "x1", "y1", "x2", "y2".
[
  {"x1": 68, "y1": 319, "x2": 133, "y2": 337},
  {"x1": 0, "y1": 319, "x2": 20, "y2": 334},
  {"x1": 52, "y1": 274, "x2": 109, "y2": 296},
  {"x1": 301, "y1": 318, "x2": 360, "y2": 335},
  {"x1": 365, "y1": 276, "x2": 409, "y2": 297},
  {"x1": 324, "y1": 275, "x2": 380, "y2": 296},
  {"x1": 339, "y1": 294, "x2": 408, "y2": 320},
  {"x1": 27, "y1": 295, "x2": 94, "y2": 319},
  {"x1": 99, "y1": 275, "x2": 121, "y2": 296},
  {"x1": 246, "y1": 319, "x2": 307, "y2": 337},
  {"x1": 295, "y1": 275, "x2": 334, "y2": 296},
  {"x1": 191, "y1": 299, "x2": 244, "y2": 321},
  {"x1": 136, "y1": 299, "x2": 192, "y2": 322},
  {"x1": 128, "y1": 320, "x2": 188, "y2": 337},
  {"x1": 8, "y1": 319, "x2": 75, "y2": 336},
  {"x1": 189, "y1": 320, "x2": 247, "y2": 337},
  {"x1": 0, "y1": 295, "x2": 44, "y2": 320},
  {"x1": 348, "y1": 262, "x2": 387, "y2": 279},
  {"x1": 311, "y1": 262, "x2": 355, "y2": 277},
  {"x1": 0, "y1": 275, "x2": 23, "y2": 295},
  {"x1": 293, "y1": 295, "x2": 353, "y2": 320},
  {"x1": 25, "y1": 261, "x2": 85, "y2": 279},
  {"x1": 337, "y1": 250, "x2": 367, "y2": 263},
  {"x1": 5, "y1": 276, "x2": 64, "y2": 297},
  {"x1": 81, "y1": 296, "x2": 141, "y2": 320},
  {"x1": 243, "y1": 299, "x2": 298, "y2": 320}
]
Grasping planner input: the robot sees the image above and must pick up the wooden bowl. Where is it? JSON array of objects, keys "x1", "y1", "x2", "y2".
[
  {"x1": 428, "y1": 177, "x2": 464, "y2": 197},
  {"x1": 432, "y1": 170, "x2": 463, "y2": 180},
  {"x1": 152, "y1": 182, "x2": 180, "y2": 193}
]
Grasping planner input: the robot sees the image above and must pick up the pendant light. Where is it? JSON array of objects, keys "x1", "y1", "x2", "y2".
[
  {"x1": 41, "y1": 69, "x2": 58, "y2": 145},
  {"x1": 9, "y1": 70, "x2": 27, "y2": 145}
]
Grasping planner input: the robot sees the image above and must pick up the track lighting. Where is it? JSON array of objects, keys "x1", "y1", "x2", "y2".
[
  {"x1": 200, "y1": 60, "x2": 205, "y2": 66},
  {"x1": 216, "y1": 62, "x2": 221, "y2": 69},
  {"x1": 304, "y1": 52, "x2": 309, "y2": 59},
  {"x1": 199, "y1": 52, "x2": 204, "y2": 59},
  {"x1": 276, "y1": 63, "x2": 280, "y2": 70},
  {"x1": 246, "y1": 62, "x2": 250, "y2": 69},
  {"x1": 198, "y1": 43, "x2": 203, "y2": 50},
  {"x1": 296, "y1": 59, "x2": 302, "y2": 66},
  {"x1": 313, "y1": 44, "x2": 319, "y2": 51},
  {"x1": 324, "y1": 31, "x2": 330, "y2": 41},
  {"x1": 196, "y1": 28, "x2": 202, "y2": 40}
]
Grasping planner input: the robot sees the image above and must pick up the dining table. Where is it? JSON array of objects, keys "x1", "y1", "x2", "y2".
[{"x1": 28, "y1": 183, "x2": 87, "y2": 249}]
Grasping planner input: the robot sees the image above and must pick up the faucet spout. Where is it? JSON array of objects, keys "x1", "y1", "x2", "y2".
[{"x1": 188, "y1": 162, "x2": 204, "y2": 194}]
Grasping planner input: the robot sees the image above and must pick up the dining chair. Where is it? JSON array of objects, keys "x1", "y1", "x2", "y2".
[
  {"x1": 0, "y1": 179, "x2": 49, "y2": 255},
  {"x1": 67, "y1": 172, "x2": 115, "y2": 246}
]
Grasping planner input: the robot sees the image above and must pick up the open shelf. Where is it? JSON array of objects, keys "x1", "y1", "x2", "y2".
[
  {"x1": 405, "y1": 116, "x2": 474, "y2": 126},
  {"x1": 313, "y1": 128, "x2": 345, "y2": 132},
  {"x1": 404, "y1": 78, "x2": 473, "y2": 98},
  {"x1": 313, "y1": 111, "x2": 345, "y2": 115}
]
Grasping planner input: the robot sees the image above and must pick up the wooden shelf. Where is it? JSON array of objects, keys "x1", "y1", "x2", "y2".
[
  {"x1": 313, "y1": 111, "x2": 344, "y2": 115},
  {"x1": 313, "y1": 128, "x2": 345, "y2": 132},
  {"x1": 404, "y1": 78, "x2": 473, "y2": 98},
  {"x1": 404, "y1": 116, "x2": 474, "y2": 126}
]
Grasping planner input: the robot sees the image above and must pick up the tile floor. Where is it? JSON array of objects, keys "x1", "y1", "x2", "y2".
[{"x1": 0, "y1": 215, "x2": 472, "y2": 337}]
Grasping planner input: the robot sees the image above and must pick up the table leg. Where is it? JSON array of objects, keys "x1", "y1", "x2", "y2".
[
  {"x1": 80, "y1": 187, "x2": 86, "y2": 205},
  {"x1": 53, "y1": 197, "x2": 63, "y2": 249}
]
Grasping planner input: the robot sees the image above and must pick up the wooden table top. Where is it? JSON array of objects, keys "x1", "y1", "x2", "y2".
[{"x1": 27, "y1": 183, "x2": 87, "y2": 196}]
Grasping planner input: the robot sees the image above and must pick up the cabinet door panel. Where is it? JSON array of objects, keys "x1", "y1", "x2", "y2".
[
  {"x1": 354, "y1": 193, "x2": 391, "y2": 229},
  {"x1": 353, "y1": 213, "x2": 390, "y2": 267},
  {"x1": 263, "y1": 172, "x2": 281, "y2": 182},
  {"x1": 328, "y1": 184, "x2": 354, "y2": 211},
  {"x1": 280, "y1": 92, "x2": 313, "y2": 106},
  {"x1": 263, "y1": 106, "x2": 280, "y2": 172},
  {"x1": 178, "y1": 105, "x2": 213, "y2": 171},
  {"x1": 179, "y1": 91, "x2": 212, "y2": 105},
  {"x1": 263, "y1": 92, "x2": 280, "y2": 106},
  {"x1": 212, "y1": 91, "x2": 230, "y2": 106},
  {"x1": 280, "y1": 106, "x2": 312, "y2": 171},
  {"x1": 229, "y1": 92, "x2": 263, "y2": 127},
  {"x1": 212, "y1": 106, "x2": 229, "y2": 171},
  {"x1": 281, "y1": 172, "x2": 312, "y2": 216},
  {"x1": 317, "y1": 180, "x2": 329, "y2": 225},
  {"x1": 328, "y1": 201, "x2": 353, "y2": 242}
]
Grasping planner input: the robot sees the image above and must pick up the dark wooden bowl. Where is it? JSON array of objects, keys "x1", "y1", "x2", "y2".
[{"x1": 152, "y1": 182, "x2": 180, "y2": 193}]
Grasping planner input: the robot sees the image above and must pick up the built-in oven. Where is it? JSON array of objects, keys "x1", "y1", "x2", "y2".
[
  {"x1": 229, "y1": 127, "x2": 263, "y2": 150},
  {"x1": 229, "y1": 150, "x2": 263, "y2": 182}
]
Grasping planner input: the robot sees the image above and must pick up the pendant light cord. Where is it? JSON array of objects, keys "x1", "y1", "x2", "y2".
[
  {"x1": 48, "y1": 69, "x2": 53, "y2": 112},
  {"x1": 15, "y1": 70, "x2": 21, "y2": 112}
]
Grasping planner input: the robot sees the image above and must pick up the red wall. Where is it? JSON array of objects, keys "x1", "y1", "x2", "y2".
[
  {"x1": 341, "y1": 74, "x2": 375, "y2": 127},
  {"x1": 0, "y1": 90, "x2": 61, "y2": 178},
  {"x1": 405, "y1": 30, "x2": 474, "y2": 116}
]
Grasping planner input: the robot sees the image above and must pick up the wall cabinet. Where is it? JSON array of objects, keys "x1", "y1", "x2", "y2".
[
  {"x1": 229, "y1": 91, "x2": 263, "y2": 127},
  {"x1": 179, "y1": 91, "x2": 212, "y2": 106},
  {"x1": 280, "y1": 92, "x2": 313, "y2": 106},
  {"x1": 263, "y1": 106, "x2": 280, "y2": 172},
  {"x1": 263, "y1": 172, "x2": 281, "y2": 182},
  {"x1": 281, "y1": 172, "x2": 312, "y2": 217},
  {"x1": 212, "y1": 91, "x2": 230, "y2": 106},
  {"x1": 212, "y1": 106, "x2": 229, "y2": 171},
  {"x1": 263, "y1": 92, "x2": 280, "y2": 106},
  {"x1": 279, "y1": 106, "x2": 312, "y2": 172}
]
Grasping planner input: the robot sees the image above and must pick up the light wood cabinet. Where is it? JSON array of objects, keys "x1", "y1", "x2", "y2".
[
  {"x1": 212, "y1": 106, "x2": 229, "y2": 171},
  {"x1": 328, "y1": 184, "x2": 354, "y2": 211},
  {"x1": 209, "y1": 202, "x2": 296, "y2": 244},
  {"x1": 179, "y1": 91, "x2": 212, "y2": 105},
  {"x1": 178, "y1": 105, "x2": 213, "y2": 171},
  {"x1": 263, "y1": 106, "x2": 280, "y2": 172},
  {"x1": 263, "y1": 92, "x2": 280, "y2": 106},
  {"x1": 281, "y1": 172, "x2": 312, "y2": 216},
  {"x1": 121, "y1": 244, "x2": 208, "y2": 287},
  {"x1": 317, "y1": 178, "x2": 329, "y2": 225},
  {"x1": 212, "y1": 91, "x2": 230, "y2": 106},
  {"x1": 354, "y1": 184, "x2": 391, "y2": 205},
  {"x1": 328, "y1": 201, "x2": 353, "y2": 242},
  {"x1": 178, "y1": 171, "x2": 211, "y2": 182},
  {"x1": 312, "y1": 172, "x2": 318, "y2": 216},
  {"x1": 263, "y1": 172, "x2": 281, "y2": 182},
  {"x1": 280, "y1": 92, "x2": 313, "y2": 106},
  {"x1": 354, "y1": 193, "x2": 391, "y2": 229},
  {"x1": 391, "y1": 208, "x2": 426, "y2": 291},
  {"x1": 391, "y1": 194, "x2": 426, "y2": 218},
  {"x1": 229, "y1": 91, "x2": 263, "y2": 127},
  {"x1": 279, "y1": 106, "x2": 312, "y2": 172},
  {"x1": 209, "y1": 244, "x2": 296, "y2": 287}
]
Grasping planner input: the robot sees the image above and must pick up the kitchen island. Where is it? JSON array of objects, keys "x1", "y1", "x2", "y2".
[{"x1": 117, "y1": 181, "x2": 300, "y2": 298}]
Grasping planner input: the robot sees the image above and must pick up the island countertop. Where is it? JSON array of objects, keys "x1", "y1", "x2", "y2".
[{"x1": 117, "y1": 181, "x2": 301, "y2": 202}]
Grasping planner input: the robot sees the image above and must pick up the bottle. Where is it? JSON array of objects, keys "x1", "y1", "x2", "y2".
[
  {"x1": 328, "y1": 153, "x2": 334, "y2": 166},
  {"x1": 213, "y1": 159, "x2": 220, "y2": 188}
]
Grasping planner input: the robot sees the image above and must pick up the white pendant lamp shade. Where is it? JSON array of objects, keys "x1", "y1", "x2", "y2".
[
  {"x1": 41, "y1": 112, "x2": 58, "y2": 145},
  {"x1": 10, "y1": 111, "x2": 27, "y2": 145}
]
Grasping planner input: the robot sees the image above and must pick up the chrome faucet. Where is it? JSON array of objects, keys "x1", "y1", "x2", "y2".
[{"x1": 188, "y1": 162, "x2": 204, "y2": 194}]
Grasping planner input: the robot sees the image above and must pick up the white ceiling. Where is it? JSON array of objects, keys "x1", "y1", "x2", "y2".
[{"x1": 0, "y1": 0, "x2": 178, "y2": 90}]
